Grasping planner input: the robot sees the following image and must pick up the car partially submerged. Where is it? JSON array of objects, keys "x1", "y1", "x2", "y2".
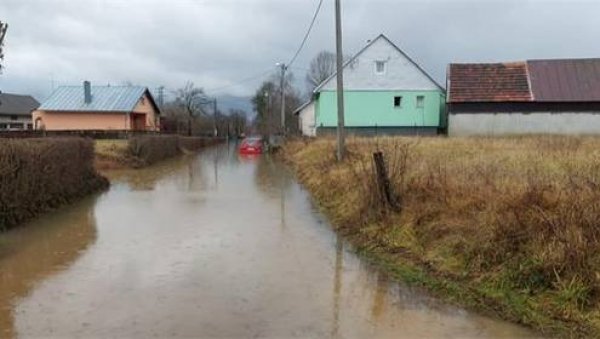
[{"x1": 238, "y1": 137, "x2": 264, "y2": 155}]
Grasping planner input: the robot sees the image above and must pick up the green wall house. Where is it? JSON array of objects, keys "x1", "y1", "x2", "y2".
[{"x1": 297, "y1": 34, "x2": 446, "y2": 136}]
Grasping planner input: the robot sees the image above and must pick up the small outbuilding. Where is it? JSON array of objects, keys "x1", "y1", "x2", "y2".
[
  {"x1": 33, "y1": 81, "x2": 161, "y2": 131},
  {"x1": 294, "y1": 100, "x2": 316, "y2": 137},
  {"x1": 447, "y1": 58, "x2": 600, "y2": 136},
  {"x1": 0, "y1": 93, "x2": 40, "y2": 130}
]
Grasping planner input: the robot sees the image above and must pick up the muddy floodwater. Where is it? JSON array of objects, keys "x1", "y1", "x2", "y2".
[{"x1": 0, "y1": 143, "x2": 540, "y2": 338}]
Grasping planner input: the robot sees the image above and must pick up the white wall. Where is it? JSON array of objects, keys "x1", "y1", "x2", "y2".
[
  {"x1": 0, "y1": 115, "x2": 33, "y2": 130},
  {"x1": 449, "y1": 112, "x2": 600, "y2": 136},
  {"x1": 298, "y1": 102, "x2": 316, "y2": 137},
  {"x1": 319, "y1": 36, "x2": 440, "y2": 91}
]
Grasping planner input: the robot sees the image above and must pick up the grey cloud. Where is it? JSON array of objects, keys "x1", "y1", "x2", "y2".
[{"x1": 1, "y1": 0, "x2": 599, "y2": 103}]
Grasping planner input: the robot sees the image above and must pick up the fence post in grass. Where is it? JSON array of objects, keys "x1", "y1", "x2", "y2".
[{"x1": 373, "y1": 151, "x2": 400, "y2": 212}]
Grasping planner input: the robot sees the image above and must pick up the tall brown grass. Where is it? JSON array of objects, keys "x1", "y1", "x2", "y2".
[{"x1": 284, "y1": 135, "x2": 600, "y2": 336}]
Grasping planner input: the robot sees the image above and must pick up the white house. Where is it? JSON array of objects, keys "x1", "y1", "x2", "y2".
[
  {"x1": 294, "y1": 100, "x2": 316, "y2": 137},
  {"x1": 293, "y1": 34, "x2": 446, "y2": 137}
]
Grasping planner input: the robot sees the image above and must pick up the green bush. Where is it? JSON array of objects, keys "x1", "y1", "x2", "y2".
[{"x1": 0, "y1": 138, "x2": 109, "y2": 231}]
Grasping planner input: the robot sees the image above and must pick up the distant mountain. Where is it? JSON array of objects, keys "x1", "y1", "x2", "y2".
[{"x1": 216, "y1": 95, "x2": 255, "y2": 118}]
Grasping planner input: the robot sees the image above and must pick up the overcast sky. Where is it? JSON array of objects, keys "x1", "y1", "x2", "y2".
[{"x1": 1, "y1": 0, "x2": 600, "y2": 103}]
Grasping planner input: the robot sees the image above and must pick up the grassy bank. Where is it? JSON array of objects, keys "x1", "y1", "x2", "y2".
[
  {"x1": 95, "y1": 136, "x2": 222, "y2": 169},
  {"x1": 0, "y1": 138, "x2": 109, "y2": 231},
  {"x1": 283, "y1": 136, "x2": 600, "y2": 338}
]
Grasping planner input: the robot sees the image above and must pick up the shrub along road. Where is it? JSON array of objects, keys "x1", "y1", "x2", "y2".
[{"x1": 0, "y1": 138, "x2": 108, "y2": 231}]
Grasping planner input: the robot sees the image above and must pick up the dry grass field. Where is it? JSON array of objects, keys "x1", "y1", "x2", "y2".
[{"x1": 283, "y1": 135, "x2": 600, "y2": 337}]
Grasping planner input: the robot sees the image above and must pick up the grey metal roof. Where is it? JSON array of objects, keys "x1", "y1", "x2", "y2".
[
  {"x1": 38, "y1": 86, "x2": 148, "y2": 112},
  {"x1": 0, "y1": 93, "x2": 40, "y2": 116}
]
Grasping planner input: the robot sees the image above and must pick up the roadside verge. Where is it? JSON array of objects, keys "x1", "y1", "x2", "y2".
[{"x1": 282, "y1": 136, "x2": 600, "y2": 338}]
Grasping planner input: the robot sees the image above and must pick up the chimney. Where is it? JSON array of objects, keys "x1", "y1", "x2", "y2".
[{"x1": 83, "y1": 81, "x2": 92, "y2": 104}]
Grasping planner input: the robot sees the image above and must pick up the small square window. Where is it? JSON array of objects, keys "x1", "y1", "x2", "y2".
[
  {"x1": 416, "y1": 96, "x2": 425, "y2": 108},
  {"x1": 394, "y1": 96, "x2": 402, "y2": 108},
  {"x1": 375, "y1": 61, "x2": 386, "y2": 74},
  {"x1": 10, "y1": 115, "x2": 18, "y2": 121}
]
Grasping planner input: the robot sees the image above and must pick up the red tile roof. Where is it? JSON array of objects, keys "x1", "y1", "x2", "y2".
[
  {"x1": 448, "y1": 62, "x2": 533, "y2": 103},
  {"x1": 448, "y1": 58, "x2": 600, "y2": 103}
]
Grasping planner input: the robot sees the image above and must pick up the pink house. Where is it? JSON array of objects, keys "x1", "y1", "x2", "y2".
[{"x1": 32, "y1": 81, "x2": 161, "y2": 131}]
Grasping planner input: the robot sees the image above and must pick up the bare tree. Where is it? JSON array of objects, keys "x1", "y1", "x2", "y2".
[
  {"x1": 228, "y1": 109, "x2": 248, "y2": 136},
  {"x1": 252, "y1": 71, "x2": 301, "y2": 136},
  {"x1": 175, "y1": 82, "x2": 209, "y2": 136},
  {"x1": 306, "y1": 51, "x2": 336, "y2": 92},
  {"x1": 0, "y1": 21, "x2": 7, "y2": 73}
]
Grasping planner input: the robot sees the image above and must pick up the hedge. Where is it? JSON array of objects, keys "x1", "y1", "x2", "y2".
[
  {"x1": 0, "y1": 138, "x2": 109, "y2": 231},
  {"x1": 127, "y1": 136, "x2": 223, "y2": 167}
]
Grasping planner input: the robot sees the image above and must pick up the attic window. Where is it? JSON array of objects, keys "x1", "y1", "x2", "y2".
[{"x1": 375, "y1": 61, "x2": 386, "y2": 74}]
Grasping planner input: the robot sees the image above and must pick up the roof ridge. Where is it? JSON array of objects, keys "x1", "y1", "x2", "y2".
[
  {"x1": 527, "y1": 57, "x2": 600, "y2": 63},
  {"x1": 54, "y1": 85, "x2": 146, "y2": 88},
  {"x1": 450, "y1": 61, "x2": 526, "y2": 65},
  {"x1": 313, "y1": 34, "x2": 444, "y2": 92}
]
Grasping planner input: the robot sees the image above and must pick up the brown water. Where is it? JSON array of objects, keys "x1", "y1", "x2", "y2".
[{"x1": 0, "y1": 143, "x2": 541, "y2": 338}]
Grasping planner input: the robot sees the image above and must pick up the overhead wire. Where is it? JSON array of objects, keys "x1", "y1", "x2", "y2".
[
  {"x1": 286, "y1": 0, "x2": 324, "y2": 68},
  {"x1": 206, "y1": 0, "x2": 324, "y2": 95},
  {"x1": 204, "y1": 68, "x2": 274, "y2": 94}
]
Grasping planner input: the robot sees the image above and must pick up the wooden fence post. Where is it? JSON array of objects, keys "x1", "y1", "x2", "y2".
[{"x1": 373, "y1": 151, "x2": 400, "y2": 212}]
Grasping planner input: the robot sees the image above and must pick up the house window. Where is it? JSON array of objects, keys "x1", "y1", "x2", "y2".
[
  {"x1": 10, "y1": 115, "x2": 18, "y2": 121},
  {"x1": 416, "y1": 95, "x2": 425, "y2": 108},
  {"x1": 0, "y1": 123, "x2": 7, "y2": 130},
  {"x1": 394, "y1": 96, "x2": 402, "y2": 108},
  {"x1": 375, "y1": 61, "x2": 386, "y2": 74}
]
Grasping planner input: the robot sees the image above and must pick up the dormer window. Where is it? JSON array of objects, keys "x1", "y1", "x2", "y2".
[{"x1": 375, "y1": 61, "x2": 386, "y2": 74}]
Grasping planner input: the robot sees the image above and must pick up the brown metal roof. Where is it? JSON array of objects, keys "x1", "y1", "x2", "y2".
[
  {"x1": 448, "y1": 63, "x2": 533, "y2": 103},
  {"x1": 528, "y1": 58, "x2": 600, "y2": 102},
  {"x1": 448, "y1": 58, "x2": 600, "y2": 103}
]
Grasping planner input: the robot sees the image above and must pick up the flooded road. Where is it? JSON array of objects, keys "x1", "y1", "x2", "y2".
[{"x1": 0, "y1": 143, "x2": 539, "y2": 338}]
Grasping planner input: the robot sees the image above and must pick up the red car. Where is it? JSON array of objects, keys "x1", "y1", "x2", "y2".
[{"x1": 239, "y1": 137, "x2": 264, "y2": 155}]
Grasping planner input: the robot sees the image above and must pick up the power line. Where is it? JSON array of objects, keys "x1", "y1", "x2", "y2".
[
  {"x1": 204, "y1": 68, "x2": 274, "y2": 94},
  {"x1": 287, "y1": 0, "x2": 324, "y2": 68}
]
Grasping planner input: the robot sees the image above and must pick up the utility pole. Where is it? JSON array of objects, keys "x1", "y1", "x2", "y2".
[
  {"x1": 277, "y1": 63, "x2": 287, "y2": 135},
  {"x1": 213, "y1": 98, "x2": 218, "y2": 137},
  {"x1": 264, "y1": 90, "x2": 271, "y2": 136},
  {"x1": 157, "y1": 86, "x2": 165, "y2": 108},
  {"x1": 335, "y1": 0, "x2": 346, "y2": 161}
]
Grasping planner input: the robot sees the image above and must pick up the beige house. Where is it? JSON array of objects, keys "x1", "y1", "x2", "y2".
[{"x1": 33, "y1": 81, "x2": 161, "y2": 131}]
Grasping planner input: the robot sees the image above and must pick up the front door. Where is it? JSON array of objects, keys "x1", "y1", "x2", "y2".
[{"x1": 131, "y1": 113, "x2": 147, "y2": 131}]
